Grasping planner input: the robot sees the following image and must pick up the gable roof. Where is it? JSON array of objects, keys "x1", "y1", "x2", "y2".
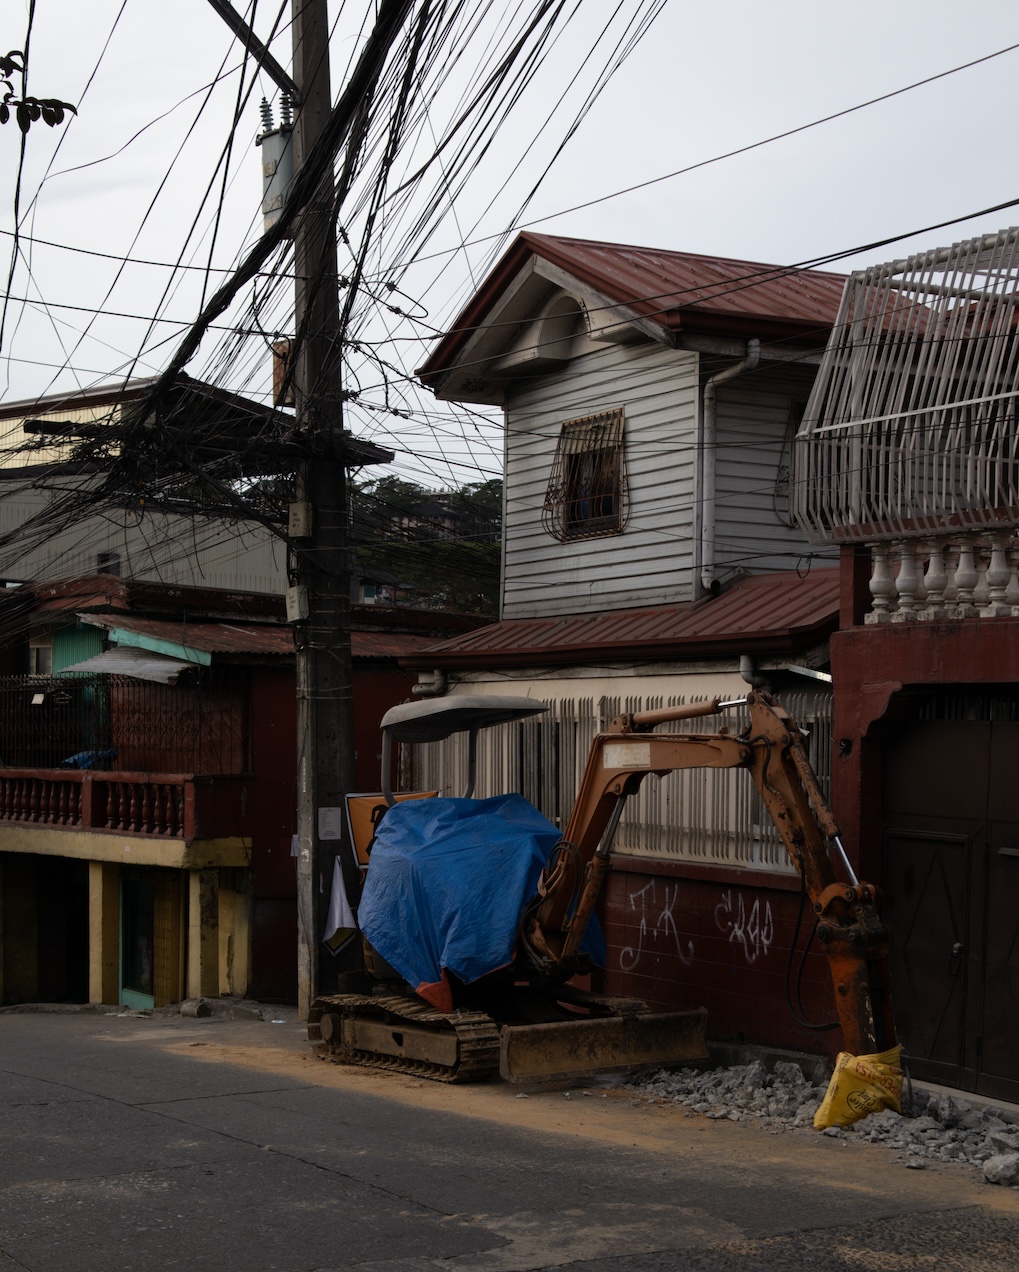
[
  {"x1": 419, "y1": 232, "x2": 847, "y2": 390},
  {"x1": 399, "y1": 568, "x2": 840, "y2": 670}
]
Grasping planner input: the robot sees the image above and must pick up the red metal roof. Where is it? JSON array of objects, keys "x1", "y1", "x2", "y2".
[
  {"x1": 400, "y1": 570, "x2": 840, "y2": 669},
  {"x1": 419, "y1": 232, "x2": 846, "y2": 385},
  {"x1": 79, "y1": 614, "x2": 442, "y2": 661}
]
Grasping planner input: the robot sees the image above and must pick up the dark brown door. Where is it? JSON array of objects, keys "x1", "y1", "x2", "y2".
[
  {"x1": 883, "y1": 828, "x2": 972, "y2": 1088},
  {"x1": 883, "y1": 714, "x2": 1019, "y2": 1101}
]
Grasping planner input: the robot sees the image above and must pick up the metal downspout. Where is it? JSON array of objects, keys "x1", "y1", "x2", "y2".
[{"x1": 700, "y1": 339, "x2": 761, "y2": 594}]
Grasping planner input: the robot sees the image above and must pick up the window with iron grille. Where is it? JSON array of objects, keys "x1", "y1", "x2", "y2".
[{"x1": 542, "y1": 408, "x2": 629, "y2": 542}]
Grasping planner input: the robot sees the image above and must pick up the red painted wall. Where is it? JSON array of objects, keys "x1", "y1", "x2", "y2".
[
  {"x1": 601, "y1": 859, "x2": 840, "y2": 1056},
  {"x1": 247, "y1": 666, "x2": 299, "y2": 1000},
  {"x1": 830, "y1": 617, "x2": 1019, "y2": 882},
  {"x1": 246, "y1": 662, "x2": 418, "y2": 1002},
  {"x1": 352, "y1": 668, "x2": 415, "y2": 791}
]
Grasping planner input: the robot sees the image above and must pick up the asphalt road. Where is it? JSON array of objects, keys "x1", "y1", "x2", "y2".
[{"x1": 1, "y1": 1009, "x2": 1017, "y2": 1272}]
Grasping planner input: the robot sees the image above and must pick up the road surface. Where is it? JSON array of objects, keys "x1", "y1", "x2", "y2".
[{"x1": 1, "y1": 1009, "x2": 1016, "y2": 1271}]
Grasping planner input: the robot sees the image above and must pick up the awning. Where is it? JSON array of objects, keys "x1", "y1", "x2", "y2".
[{"x1": 60, "y1": 645, "x2": 197, "y2": 684}]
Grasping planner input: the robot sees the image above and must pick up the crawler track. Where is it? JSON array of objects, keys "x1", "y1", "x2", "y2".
[{"x1": 308, "y1": 993, "x2": 501, "y2": 1083}]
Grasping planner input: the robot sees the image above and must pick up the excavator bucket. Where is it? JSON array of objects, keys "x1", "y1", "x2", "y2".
[{"x1": 498, "y1": 1007, "x2": 709, "y2": 1084}]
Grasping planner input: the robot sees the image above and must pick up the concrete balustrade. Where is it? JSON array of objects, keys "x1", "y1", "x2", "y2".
[{"x1": 865, "y1": 531, "x2": 1019, "y2": 623}]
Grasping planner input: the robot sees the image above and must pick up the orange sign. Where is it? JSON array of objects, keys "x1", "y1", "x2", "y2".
[{"x1": 344, "y1": 791, "x2": 438, "y2": 865}]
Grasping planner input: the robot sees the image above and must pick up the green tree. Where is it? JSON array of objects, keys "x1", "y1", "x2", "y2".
[{"x1": 351, "y1": 476, "x2": 502, "y2": 615}]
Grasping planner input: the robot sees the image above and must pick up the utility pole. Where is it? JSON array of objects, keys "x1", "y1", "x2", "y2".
[
  {"x1": 204, "y1": 0, "x2": 411, "y2": 1017},
  {"x1": 291, "y1": 0, "x2": 356, "y2": 1020}
]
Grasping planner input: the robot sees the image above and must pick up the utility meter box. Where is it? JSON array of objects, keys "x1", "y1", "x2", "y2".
[{"x1": 286, "y1": 585, "x2": 309, "y2": 624}]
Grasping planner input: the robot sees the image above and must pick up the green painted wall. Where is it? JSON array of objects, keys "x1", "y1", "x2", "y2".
[{"x1": 53, "y1": 624, "x2": 104, "y2": 674}]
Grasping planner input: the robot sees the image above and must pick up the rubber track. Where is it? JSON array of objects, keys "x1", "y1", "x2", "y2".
[{"x1": 308, "y1": 992, "x2": 501, "y2": 1083}]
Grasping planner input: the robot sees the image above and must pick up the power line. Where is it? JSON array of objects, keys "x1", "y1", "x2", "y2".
[{"x1": 380, "y1": 37, "x2": 1019, "y2": 275}]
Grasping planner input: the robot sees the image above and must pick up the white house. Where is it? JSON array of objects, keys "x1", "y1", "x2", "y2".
[{"x1": 407, "y1": 233, "x2": 850, "y2": 1054}]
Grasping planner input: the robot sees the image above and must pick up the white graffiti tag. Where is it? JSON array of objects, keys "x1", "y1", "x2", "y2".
[
  {"x1": 714, "y1": 889, "x2": 774, "y2": 964},
  {"x1": 619, "y1": 879, "x2": 695, "y2": 972}
]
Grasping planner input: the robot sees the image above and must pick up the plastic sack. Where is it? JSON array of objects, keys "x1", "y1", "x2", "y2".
[{"x1": 813, "y1": 1045, "x2": 903, "y2": 1129}]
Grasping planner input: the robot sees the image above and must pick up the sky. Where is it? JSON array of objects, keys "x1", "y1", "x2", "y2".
[{"x1": 2, "y1": 0, "x2": 1019, "y2": 488}]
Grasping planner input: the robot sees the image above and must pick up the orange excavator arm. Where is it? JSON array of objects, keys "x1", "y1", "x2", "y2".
[{"x1": 519, "y1": 690, "x2": 895, "y2": 1057}]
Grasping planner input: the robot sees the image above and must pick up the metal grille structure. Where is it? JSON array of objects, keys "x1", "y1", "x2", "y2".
[
  {"x1": 408, "y1": 690, "x2": 832, "y2": 874},
  {"x1": 542, "y1": 409, "x2": 630, "y2": 542},
  {"x1": 0, "y1": 674, "x2": 247, "y2": 773},
  {"x1": 793, "y1": 228, "x2": 1019, "y2": 542}
]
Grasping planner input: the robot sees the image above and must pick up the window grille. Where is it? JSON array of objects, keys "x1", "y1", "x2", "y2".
[
  {"x1": 793, "y1": 227, "x2": 1019, "y2": 543},
  {"x1": 542, "y1": 409, "x2": 629, "y2": 542}
]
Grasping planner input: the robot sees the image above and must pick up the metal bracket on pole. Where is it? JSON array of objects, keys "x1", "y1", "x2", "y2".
[{"x1": 205, "y1": 0, "x2": 300, "y2": 101}]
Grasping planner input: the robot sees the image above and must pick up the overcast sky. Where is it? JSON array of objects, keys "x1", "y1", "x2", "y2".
[{"x1": 2, "y1": 0, "x2": 1018, "y2": 484}]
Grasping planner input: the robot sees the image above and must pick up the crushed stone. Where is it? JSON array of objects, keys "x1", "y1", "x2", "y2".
[{"x1": 625, "y1": 1061, "x2": 1019, "y2": 1184}]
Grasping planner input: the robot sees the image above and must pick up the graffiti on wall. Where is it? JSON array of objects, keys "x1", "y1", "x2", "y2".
[
  {"x1": 619, "y1": 881, "x2": 777, "y2": 973},
  {"x1": 714, "y1": 888, "x2": 774, "y2": 964},
  {"x1": 619, "y1": 879, "x2": 695, "y2": 972}
]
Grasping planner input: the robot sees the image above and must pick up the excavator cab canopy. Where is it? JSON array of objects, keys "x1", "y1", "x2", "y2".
[{"x1": 381, "y1": 694, "x2": 548, "y2": 803}]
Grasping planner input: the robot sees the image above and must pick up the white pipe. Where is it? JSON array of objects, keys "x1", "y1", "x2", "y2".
[
  {"x1": 700, "y1": 339, "x2": 760, "y2": 594},
  {"x1": 412, "y1": 668, "x2": 447, "y2": 697}
]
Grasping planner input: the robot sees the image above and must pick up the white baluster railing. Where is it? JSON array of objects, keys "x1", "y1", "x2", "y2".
[{"x1": 864, "y1": 531, "x2": 1019, "y2": 623}]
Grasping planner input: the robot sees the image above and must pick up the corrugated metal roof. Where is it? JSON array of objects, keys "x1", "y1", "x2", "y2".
[
  {"x1": 60, "y1": 646, "x2": 195, "y2": 684},
  {"x1": 419, "y1": 233, "x2": 846, "y2": 384},
  {"x1": 400, "y1": 570, "x2": 840, "y2": 669},
  {"x1": 79, "y1": 613, "x2": 443, "y2": 661},
  {"x1": 525, "y1": 234, "x2": 847, "y2": 330}
]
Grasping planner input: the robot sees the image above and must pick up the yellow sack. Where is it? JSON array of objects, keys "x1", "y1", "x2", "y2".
[{"x1": 813, "y1": 1045, "x2": 903, "y2": 1129}]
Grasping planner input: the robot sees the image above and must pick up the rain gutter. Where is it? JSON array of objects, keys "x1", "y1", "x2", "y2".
[{"x1": 699, "y1": 338, "x2": 760, "y2": 595}]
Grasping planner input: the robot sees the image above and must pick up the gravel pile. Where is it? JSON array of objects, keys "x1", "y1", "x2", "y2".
[{"x1": 627, "y1": 1061, "x2": 1019, "y2": 1186}]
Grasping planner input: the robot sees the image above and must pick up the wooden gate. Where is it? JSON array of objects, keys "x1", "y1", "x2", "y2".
[{"x1": 883, "y1": 706, "x2": 1019, "y2": 1102}]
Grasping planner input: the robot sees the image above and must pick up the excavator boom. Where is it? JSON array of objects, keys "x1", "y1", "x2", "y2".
[{"x1": 522, "y1": 691, "x2": 895, "y2": 1057}]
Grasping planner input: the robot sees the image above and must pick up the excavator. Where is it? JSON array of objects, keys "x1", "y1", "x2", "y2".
[{"x1": 308, "y1": 691, "x2": 896, "y2": 1083}]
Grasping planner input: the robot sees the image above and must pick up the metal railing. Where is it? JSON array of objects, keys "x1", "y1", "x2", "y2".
[
  {"x1": 409, "y1": 691, "x2": 833, "y2": 874},
  {"x1": 794, "y1": 227, "x2": 1019, "y2": 544},
  {"x1": 0, "y1": 673, "x2": 248, "y2": 773}
]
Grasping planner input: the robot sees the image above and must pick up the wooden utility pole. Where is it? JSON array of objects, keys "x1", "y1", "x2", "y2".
[
  {"x1": 291, "y1": 0, "x2": 355, "y2": 1019},
  {"x1": 204, "y1": 0, "x2": 411, "y2": 1017}
]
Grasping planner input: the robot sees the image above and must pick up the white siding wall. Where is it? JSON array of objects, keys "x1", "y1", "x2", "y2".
[
  {"x1": 502, "y1": 342, "x2": 699, "y2": 618},
  {"x1": 0, "y1": 482, "x2": 286, "y2": 594},
  {"x1": 713, "y1": 367, "x2": 835, "y2": 578}
]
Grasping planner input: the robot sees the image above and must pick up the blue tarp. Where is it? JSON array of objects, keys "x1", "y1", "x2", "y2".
[{"x1": 357, "y1": 794, "x2": 604, "y2": 1010}]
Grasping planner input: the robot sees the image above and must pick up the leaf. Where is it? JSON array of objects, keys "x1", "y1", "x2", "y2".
[
  {"x1": 16, "y1": 101, "x2": 30, "y2": 132},
  {"x1": 0, "y1": 103, "x2": 8, "y2": 126}
]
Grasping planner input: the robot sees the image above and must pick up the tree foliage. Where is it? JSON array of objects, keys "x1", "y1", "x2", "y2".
[
  {"x1": 0, "y1": 50, "x2": 76, "y2": 132},
  {"x1": 351, "y1": 476, "x2": 502, "y2": 615}
]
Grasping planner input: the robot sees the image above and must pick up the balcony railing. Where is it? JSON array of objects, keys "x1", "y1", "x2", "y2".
[
  {"x1": 793, "y1": 228, "x2": 1019, "y2": 546},
  {"x1": 0, "y1": 770, "x2": 252, "y2": 840},
  {"x1": 864, "y1": 530, "x2": 1019, "y2": 623}
]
